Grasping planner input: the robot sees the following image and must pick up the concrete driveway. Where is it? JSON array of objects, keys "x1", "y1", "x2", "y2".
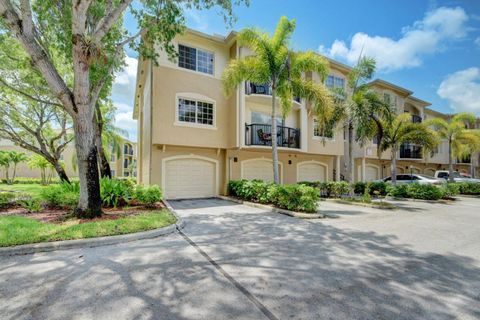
[{"x1": 1, "y1": 197, "x2": 479, "y2": 320}]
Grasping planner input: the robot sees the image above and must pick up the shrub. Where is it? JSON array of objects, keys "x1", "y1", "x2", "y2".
[
  {"x1": 18, "y1": 196, "x2": 42, "y2": 213},
  {"x1": 442, "y1": 183, "x2": 460, "y2": 198},
  {"x1": 228, "y1": 180, "x2": 277, "y2": 204},
  {"x1": 352, "y1": 182, "x2": 367, "y2": 195},
  {"x1": 314, "y1": 181, "x2": 350, "y2": 198},
  {"x1": 274, "y1": 184, "x2": 319, "y2": 213},
  {"x1": 0, "y1": 192, "x2": 16, "y2": 209},
  {"x1": 134, "y1": 185, "x2": 162, "y2": 207},
  {"x1": 40, "y1": 182, "x2": 79, "y2": 207},
  {"x1": 457, "y1": 182, "x2": 480, "y2": 195},
  {"x1": 367, "y1": 181, "x2": 388, "y2": 196},
  {"x1": 407, "y1": 184, "x2": 444, "y2": 200},
  {"x1": 387, "y1": 184, "x2": 409, "y2": 198},
  {"x1": 100, "y1": 178, "x2": 133, "y2": 207}
]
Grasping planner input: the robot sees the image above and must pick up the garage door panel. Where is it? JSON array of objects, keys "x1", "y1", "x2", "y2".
[
  {"x1": 297, "y1": 163, "x2": 326, "y2": 182},
  {"x1": 365, "y1": 166, "x2": 379, "y2": 181},
  {"x1": 165, "y1": 158, "x2": 215, "y2": 199},
  {"x1": 242, "y1": 160, "x2": 278, "y2": 182}
]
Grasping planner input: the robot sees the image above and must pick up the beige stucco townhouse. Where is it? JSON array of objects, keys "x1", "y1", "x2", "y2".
[{"x1": 133, "y1": 28, "x2": 479, "y2": 199}]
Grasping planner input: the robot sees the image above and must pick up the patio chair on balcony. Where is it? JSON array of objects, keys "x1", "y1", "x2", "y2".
[{"x1": 257, "y1": 129, "x2": 271, "y2": 145}]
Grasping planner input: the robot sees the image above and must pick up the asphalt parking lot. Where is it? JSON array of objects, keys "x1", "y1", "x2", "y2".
[{"x1": 1, "y1": 197, "x2": 479, "y2": 319}]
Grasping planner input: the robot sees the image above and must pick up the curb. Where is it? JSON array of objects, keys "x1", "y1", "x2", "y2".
[
  {"x1": 218, "y1": 196, "x2": 325, "y2": 219},
  {"x1": 0, "y1": 207, "x2": 185, "y2": 257},
  {"x1": 323, "y1": 198, "x2": 398, "y2": 210},
  {"x1": 385, "y1": 196, "x2": 454, "y2": 204}
]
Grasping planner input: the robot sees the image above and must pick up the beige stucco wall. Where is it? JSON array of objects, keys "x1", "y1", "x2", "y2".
[{"x1": 151, "y1": 66, "x2": 233, "y2": 149}]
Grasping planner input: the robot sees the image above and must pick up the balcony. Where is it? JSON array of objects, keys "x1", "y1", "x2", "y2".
[
  {"x1": 411, "y1": 114, "x2": 422, "y2": 123},
  {"x1": 245, "y1": 123, "x2": 300, "y2": 149},
  {"x1": 399, "y1": 143, "x2": 423, "y2": 159},
  {"x1": 245, "y1": 82, "x2": 300, "y2": 103},
  {"x1": 457, "y1": 155, "x2": 471, "y2": 164}
]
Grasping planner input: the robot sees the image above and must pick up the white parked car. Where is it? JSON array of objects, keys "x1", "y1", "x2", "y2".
[
  {"x1": 434, "y1": 170, "x2": 480, "y2": 183},
  {"x1": 382, "y1": 174, "x2": 445, "y2": 185}
]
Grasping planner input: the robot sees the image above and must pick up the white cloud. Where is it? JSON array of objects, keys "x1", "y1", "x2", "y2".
[
  {"x1": 475, "y1": 37, "x2": 480, "y2": 47},
  {"x1": 111, "y1": 54, "x2": 138, "y2": 141},
  {"x1": 112, "y1": 55, "x2": 138, "y2": 102},
  {"x1": 319, "y1": 7, "x2": 469, "y2": 71},
  {"x1": 437, "y1": 67, "x2": 480, "y2": 114},
  {"x1": 115, "y1": 111, "x2": 137, "y2": 141}
]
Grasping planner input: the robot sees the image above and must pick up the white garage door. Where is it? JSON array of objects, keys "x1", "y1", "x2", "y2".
[
  {"x1": 365, "y1": 166, "x2": 379, "y2": 181},
  {"x1": 164, "y1": 158, "x2": 216, "y2": 199},
  {"x1": 297, "y1": 162, "x2": 326, "y2": 182},
  {"x1": 242, "y1": 159, "x2": 279, "y2": 182}
]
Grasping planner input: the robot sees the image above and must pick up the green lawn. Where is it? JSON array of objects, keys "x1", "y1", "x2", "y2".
[
  {"x1": 0, "y1": 210, "x2": 176, "y2": 247},
  {"x1": 0, "y1": 183, "x2": 48, "y2": 199}
]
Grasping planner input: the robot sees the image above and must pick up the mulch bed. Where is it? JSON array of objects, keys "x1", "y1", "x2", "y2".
[{"x1": 0, "y1": 202, "x2": 167, "y2": 224}]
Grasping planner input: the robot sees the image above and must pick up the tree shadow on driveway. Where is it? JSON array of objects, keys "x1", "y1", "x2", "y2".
[{"x1": 0, "y1": 198, "x2": 479, "y2": 320}]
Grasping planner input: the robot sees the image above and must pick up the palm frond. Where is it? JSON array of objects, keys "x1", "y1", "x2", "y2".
[
  {"x1": 290, "y1": 51, "x2": 330, "y2": 81},
  {"x1": 271, "y1": 16, "x2": 296, "y2": 50},
  {"x1": 222, "y1": 57, "x2": 269, "y2": 96}
]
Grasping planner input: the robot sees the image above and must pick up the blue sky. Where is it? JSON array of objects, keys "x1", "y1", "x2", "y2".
[{"x1": 112, "y1": 0, "x2": 480, "y2": 141}]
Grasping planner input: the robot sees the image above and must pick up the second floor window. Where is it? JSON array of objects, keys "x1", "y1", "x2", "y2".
[
  {"x1": 314, "y1": 119, "x2": 334, "y2": 139},
  {"x1": 178, "y1": 44, "x2": 214, "y2": 75},
  {"x1": 178, "y1": 98, "x2": 214, "y2": 126},
  {"x1": 325, "y1": 75, "x2": 345, "y2": 89}
]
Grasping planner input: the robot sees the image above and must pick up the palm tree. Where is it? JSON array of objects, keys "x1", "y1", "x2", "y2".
[
  {"x1": 222, "y1": 16, "x2": 333, "y2": 184},
  {"x1": 377, "y1": 113, "x2": 438, "y2": 185},
  {"x1": 8, "y1": 151, "x2": 27, "y2": 184},
  {"x1": 0, "y1": 151, "x2": 11, "y2": 183},
  {"x1": 425, "y1": 112, "x2": 480, "y2": 182},
  {"x1": 336, "y1": 57, "x2": 392, "y2": 183},
  {"x1": 28, "y1": 154, "x2": 55, "y2": 185}
]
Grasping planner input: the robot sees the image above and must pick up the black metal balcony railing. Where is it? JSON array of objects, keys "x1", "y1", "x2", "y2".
[
  {"x1": 245, "y1": 123, "x2": 300, "y2": 149},
  {"x1": 457, "y1": 155, "x2": 471, "y2": 164},
  {"x1": 245, "y1": 82, "x2": 301, "y2": 103},
  {"x1": 400, "y1": 143, "x2": 423, "y2": 159},
  {"x1": 412, "y1": 115, "x2": 422, "y2": 123}
]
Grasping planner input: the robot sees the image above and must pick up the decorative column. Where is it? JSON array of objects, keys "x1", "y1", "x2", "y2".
[
  {"x1": 361, "y1": 157, "x2": 366, "y2": 182},
  {"x1": 335, "y1": 155, "x2": 341, "y2": 181}
]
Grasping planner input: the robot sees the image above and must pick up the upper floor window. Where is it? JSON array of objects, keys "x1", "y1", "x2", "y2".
[
  {"x1": 178, "y1": 98, "x2": 214, "y2": 126},
  {"x1": 313, "y1": 119, "x2": 334, "y2": 139},
  {"x1": 178, "y1": 44, "x2": 214, "y2": 75},
  {"x1": 325, "y1": 75, "x2": 345, "y2": 89}
]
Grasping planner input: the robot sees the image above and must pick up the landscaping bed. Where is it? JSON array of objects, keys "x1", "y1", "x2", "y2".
[
  {"x1": 0, "y1": 210, "x2": 175, "y2": 247},
  {"x1": 0, "y1": 179, "x2": 177, "y2": 247}
]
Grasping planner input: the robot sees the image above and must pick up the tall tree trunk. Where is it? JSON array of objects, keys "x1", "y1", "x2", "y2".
[
  {"x1": 348, "y1": 121, "x2": 354, "y2": 183},
  {"x1": 391, "y1": 147, "x2": 397, "y2": 185},
  {"x1": 448, "y1": 138, "x2": 454, "y2": 183},
  {"x1": 95, "y1": 103, "x2": 112, "y2": 178},
  {"x1": 73, "y1": 111, "x2": 102, "y2": 218},
  {"x1": 271, "y1": 88, "x2": 280, "y2": 184}
]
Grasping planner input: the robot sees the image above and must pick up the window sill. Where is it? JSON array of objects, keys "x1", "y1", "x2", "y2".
[{"x1": 174, "y1": 122, "x2": 217, "y2": 130}]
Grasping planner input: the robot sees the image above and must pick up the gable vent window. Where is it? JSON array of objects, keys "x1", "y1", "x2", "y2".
[{"x1": 178, "y1": 44, "x2": 214, "y2": 75}]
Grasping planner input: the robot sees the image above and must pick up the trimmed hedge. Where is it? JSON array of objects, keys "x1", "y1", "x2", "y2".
[
  {"x1": 298, "y1": 181, "x2": 350, "y2": 198},
  {"x1": 457, "y1": 182, "x2": 480, "y2": 195},
  {"x1": 228, "y1": 180, "x2": 319, "y2": 213},
  {"x1": 387, "y1": 183, "x2": 462, "y2": 200}
]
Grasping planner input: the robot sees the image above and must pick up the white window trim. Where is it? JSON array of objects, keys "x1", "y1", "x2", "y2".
[
  {"x1": 174, "y1": 93, "x2": 217, "y2": 130},
  {"x1": 178, "y1": 43, "x2": 215, "y2": 76},
  {"x1": 312, "y1": 118, "x2": 335, "y2": 141}
]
